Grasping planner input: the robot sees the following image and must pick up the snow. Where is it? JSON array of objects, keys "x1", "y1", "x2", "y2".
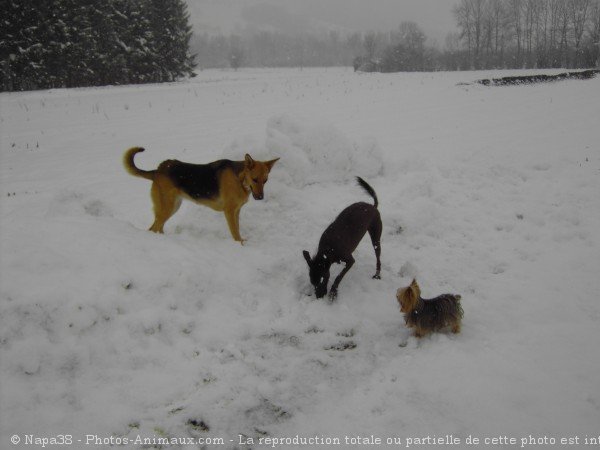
[{"x1": 1, "y1": 68, "x2": 599, "y2": 449}]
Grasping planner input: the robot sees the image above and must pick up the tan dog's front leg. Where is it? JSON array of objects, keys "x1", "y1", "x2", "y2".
[
  {"x1": 224, "y1": 206, "x2": 245, "y2": 244},
  {"x1": 234, "y1": 207, "x2": 245, "y2": 245}
]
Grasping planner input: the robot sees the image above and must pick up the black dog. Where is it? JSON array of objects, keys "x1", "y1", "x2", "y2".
[{"x1": 303, "y1": 177, "x2": 382, "y2": 300}]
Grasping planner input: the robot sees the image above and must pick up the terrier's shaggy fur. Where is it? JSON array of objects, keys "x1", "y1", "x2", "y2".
[{"x1": 396, "y1": 279, "x2": 463, "y2": 338}]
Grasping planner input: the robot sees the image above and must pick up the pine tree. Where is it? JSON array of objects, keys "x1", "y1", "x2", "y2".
[
  {"x1": 1, "y1": 0, "x2": 47, "y2": 90},
  {"x1": 0, "y1": 0, "x2": 196, "y2": 91},
  {"x1": 148, "y1": 0, "x2": 196, "y2": 82}
]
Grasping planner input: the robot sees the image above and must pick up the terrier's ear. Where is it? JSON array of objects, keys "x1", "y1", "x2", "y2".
[
  {"x1": 245, "y1": 154, "x2": 255, "y2": 169},
  {"x1": 410, "y1": 278, "x2": 420, "y2": 297},
  {"x1": 302, "y1": 250, "x2": 312, "y2": 267}
]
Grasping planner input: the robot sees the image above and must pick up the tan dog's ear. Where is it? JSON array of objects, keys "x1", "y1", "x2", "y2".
[
  {"x1": 245, "y1": 154, "x2": 255, "y2": 169},
  {"x1": 265, "y1": 157, "x2": 280, "y2": 171}
]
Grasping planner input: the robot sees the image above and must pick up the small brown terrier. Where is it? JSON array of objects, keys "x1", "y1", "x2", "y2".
[{"x1": 396, "y1": 279, "x2": 463, "y2": 338}]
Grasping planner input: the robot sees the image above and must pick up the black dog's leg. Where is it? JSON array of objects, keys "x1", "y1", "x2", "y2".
[
  {"x1": 329, "y1": 256, "x2": 355, "y2": 300},
  {"x1": 368, "y1": 217, "x2": 382, "y2": 279}
]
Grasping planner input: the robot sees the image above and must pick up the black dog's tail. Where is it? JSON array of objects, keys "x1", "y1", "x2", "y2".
[{"x1": 356, "y1": 176, "x2": 378, "y2": 208}]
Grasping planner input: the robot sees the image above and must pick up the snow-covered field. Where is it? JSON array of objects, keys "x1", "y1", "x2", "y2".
[{"x1": 1, "y1": 68, "x2": 599, "y2": 449}]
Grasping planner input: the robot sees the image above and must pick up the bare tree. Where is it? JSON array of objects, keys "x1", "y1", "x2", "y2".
[
  {"x1": 382, "y1": 22, "x2": 427, "y2": 71},
  {"x1": 453, "y1": 0, "x2": 475, "y2": 67},
  {"x1": 523, "y1": 0, "x2": 540, "y2": 66},
  {"x1": 228, "y1": 35, "x2": 245, "y2": 70},
  {"x1": 444, "y1": 32, "x2": 468, "y2": 69},
  {"x1": 504, "y1": 0, "x2": 525, "y2": 66},
  {"x1": 363, "y1": 32, "x2": 380, "y2": 61},
  {"x1": 484, "y1": 0, "x2": 510, "y2": 67},
  {"x1": 459, "y1": 0, "x2": 488, "y2": 67},
  {"x1": 585, "y1": 0, "x2": 600, "y2": 66},
  {"x1": 570, "y1": 0, "x2": 592, "y2": 66}
]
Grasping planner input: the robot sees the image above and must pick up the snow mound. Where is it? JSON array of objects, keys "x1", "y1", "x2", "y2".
[
  {"x1": 223, "y1": 114, "x2": 384, "y2": 187},
  {"x1": 267, "y1": 114, "x2": 384, "y2": 187}
]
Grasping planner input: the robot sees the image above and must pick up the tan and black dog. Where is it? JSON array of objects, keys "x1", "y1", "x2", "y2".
[{"x1": 123, "y1": 147, "x2": 279, "y2": 243}]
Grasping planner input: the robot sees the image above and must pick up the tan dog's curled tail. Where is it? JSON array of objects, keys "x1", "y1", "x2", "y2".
[{"x1": 123, "y1": 147, "x2": 155, "y2": 180}]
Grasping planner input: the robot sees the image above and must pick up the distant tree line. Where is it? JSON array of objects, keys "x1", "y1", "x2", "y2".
[
  {"x1": 354, "y1": 22, "x2": 443, "y2": 72},
  {"x1": 191, "y1": 30, "x2": 362, "y2": 69},
  {"x1": 190, "y1": 24, "x2": 444, "y2": 72},
  {"x1": 191, "y1": 0, "x2": 599, "y2": 72},
  {"x1": 450, "y1": 0, "x2": 600, "y2": 70},
  {"x1": 1, "y1": 0, "x2": 196, "y2": 91}
]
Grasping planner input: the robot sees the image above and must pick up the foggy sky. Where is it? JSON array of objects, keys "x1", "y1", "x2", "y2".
[{"x1": 186, "y1": 0, "x2": 456, "y2": 45}]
